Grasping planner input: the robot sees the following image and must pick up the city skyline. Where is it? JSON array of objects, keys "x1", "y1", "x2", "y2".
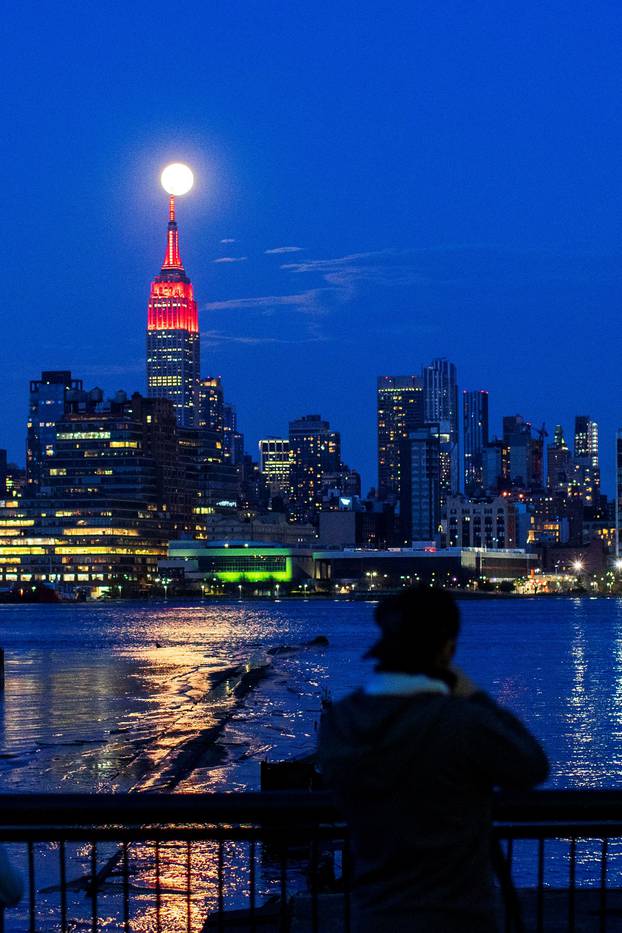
[
  {"x1": 0, "y1": 170, "x2": 616, "y2": 501},
  {"x1": 2, "y1": 180, "x2": 618, "y2": 498},
  {"x1": 2, "y1": 4, "x2": 622, "y2": 493}
]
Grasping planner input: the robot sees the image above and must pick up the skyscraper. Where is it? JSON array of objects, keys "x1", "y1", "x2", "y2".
[
  {"x1": 288, "y1": 415, "x2": 341, "y2": 522},
  {"x1": 547, "y1": 425, "x2": 571, "y2": 493},
  {"x1": 146, "y1": 194, "x2": 200, "y2": 427},
  {"x1": 259, "y1": 438, "x2": 291, "y2": 498},
  {"x1": 223, "y1": 403, "x2": 244, "y2": 465},
  {"x1": 27, "y1": 371, "x2": 84, "y2": 494},
  {"x1": 482, "y1": 439, "x2": 510, "y2": 494},
  {"x1": 502, "y1": 415, "x2": 543, "y2": 490},
  {"x1": 195, "y1": 376, "x2": 241, "y2": 511},
  {"x1": 399, "y1": 426, "x2": 441, "y2": 545},
  {"x1": 573, "y1": 416, "x2": 600, "y2": 504},
  {"x1": 376, "y1": 375, "x2": 424, "y2": 500},
  {"x1": 198, "y1": 377, "x2": 224, "y2": 437},
  {"x1": 423, "y1": 359, "x2": 458, "y2": 494},
  {"x1": 574, "y1": 416, "x2": 599, "y2": 469},
  {"x1": 463, "y1": 390, "x2": 489, "y2": 495}
]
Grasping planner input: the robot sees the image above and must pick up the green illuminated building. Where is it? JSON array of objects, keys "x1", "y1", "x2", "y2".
[{"x1": 165, "y1": 540, "x2": 295, "y2": 583}]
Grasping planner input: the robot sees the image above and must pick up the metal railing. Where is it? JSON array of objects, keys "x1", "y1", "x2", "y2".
[{"x1": 0, "y1": 790, "x2": 620, "y2": 931}]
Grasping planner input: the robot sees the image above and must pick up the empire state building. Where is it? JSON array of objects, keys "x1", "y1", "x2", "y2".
[{"x1": 146, "y1": 193, "x2": 200, "y2": 427}]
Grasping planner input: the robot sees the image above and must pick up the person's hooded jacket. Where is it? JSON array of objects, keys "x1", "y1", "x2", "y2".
[{"x1": 318, "y1": 673, "x2": 549, "y2": 932}]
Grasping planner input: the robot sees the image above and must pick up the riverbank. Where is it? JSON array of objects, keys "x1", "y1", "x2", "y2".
[{"x1": 87, "y1": 587, "x2": 601, "y2": 603}]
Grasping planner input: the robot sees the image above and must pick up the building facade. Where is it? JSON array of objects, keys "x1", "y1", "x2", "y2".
[
  {"x1": 423, "y1": 359, "x2": 459, "y2": 495},
  {"x1": 259, "y1": 438, "x2": 291, "y2": 498},
  {"x1": 0, "y1": 388, "x2": 203, "y2": 590},
  {"x1": 198, "y1": 377, "x2": 224, "y2": 437},
  {"x1": 445, "y1": 495, "x2": 517, "y2": 549},
  {"x1": 547, "y1": 425, "x2": 572, "y2": 493},
  {"x1": 223, "y1": 403, "x2": 244, "y2": 465},
  {"x1": 482, "y1": 439, "x2": 510, "y2": 494},
  {"x1": 502, "y1": 415, "x2": 543, "y2": 491},
  {"x1": 399, "y1": 426, "x2": 441, "y2": 545},
  {"x1": 288, "y1": 415, "x2": 341, "y2": 522},
  {"x1": 463, "y1": 390, "x2": 489, "y2": 496},
  {"x1": 27, "y1": 371, "x2": 84, "y2": 495},
  {"x1": 376, "y1": 375, "x2": 424, "y2": 500},
  {"x1": 573, "y1": 416, "x2": 600, "y2": 505}
]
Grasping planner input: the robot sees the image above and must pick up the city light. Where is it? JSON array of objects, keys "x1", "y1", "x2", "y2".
[
  {"x1": 160, "y1": 163, "x2": 194, "y2": 196},
  {"x1": 572, "y1": 560, "x2": 584, "y2": 573}
]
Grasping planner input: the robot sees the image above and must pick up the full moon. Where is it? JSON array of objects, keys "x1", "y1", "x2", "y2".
[{"x1": 161, "y1": 163, "x2": 194, "y2": 196}]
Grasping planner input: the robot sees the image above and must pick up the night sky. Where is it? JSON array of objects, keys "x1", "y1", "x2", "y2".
[{"x1": 3, "y1": 2, "x2": 622, "y2": 492}]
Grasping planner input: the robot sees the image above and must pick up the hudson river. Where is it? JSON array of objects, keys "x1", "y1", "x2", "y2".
[
  {"x1": 0, "y1": 596, "x2": 621, "y2": 793},
  {"x1": 1, "y1": 597, "x2": 622, "y2": 928}
]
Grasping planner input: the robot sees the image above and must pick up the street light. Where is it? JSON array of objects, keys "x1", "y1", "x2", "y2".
[{"x1": 155, "y1": 576, "x2": 171, "y2": 599}]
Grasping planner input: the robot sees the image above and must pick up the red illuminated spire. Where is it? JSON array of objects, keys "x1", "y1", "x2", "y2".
[
  {"x1": 147, "y1": 195, "x2": 199, "y2": 333},
  {"x1": 162, "y1": 195, "x2": 184, "y2": 271}
]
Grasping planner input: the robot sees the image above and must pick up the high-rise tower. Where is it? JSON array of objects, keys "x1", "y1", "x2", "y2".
[
  {"x1": 376, "y1": 375, "x2": 424, "y2": 501},
  {"x1": 463, "y1": 389, "x2": 489, "y2": 496},
  {"x1": 423, "y1": 358, "x2": 459, "y2": 496},
  {"x1": 573, "y1": 415, "x2": 600, "y2": 504},
  {"x1": 146, "y1": 191, "x2": 200, "y2": 427},
  {"x1": 288, "y1": 414, "x2": 341, "y2": 522}
]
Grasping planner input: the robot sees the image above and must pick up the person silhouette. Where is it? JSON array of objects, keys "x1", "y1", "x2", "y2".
[{"x1": 318, "y1": 586, "x2": 549, "y2": 933}]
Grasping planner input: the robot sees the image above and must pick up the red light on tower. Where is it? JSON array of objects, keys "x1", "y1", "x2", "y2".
[
  {"x1": 146, "y1": 164, "x2": 200, "y2": 427},
  {"x1": 147, "y1": 187, "x2": 198, "y2": 333}
]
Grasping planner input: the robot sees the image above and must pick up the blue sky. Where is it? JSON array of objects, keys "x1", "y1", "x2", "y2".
[{"x1": 2, "y1": 2, "x2": 622, "y2": 491}]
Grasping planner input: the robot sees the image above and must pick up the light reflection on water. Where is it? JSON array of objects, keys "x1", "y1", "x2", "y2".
[
  {"x1": 4, "y1": 838, "x2": 290, "y2": 931},
  {"x1": 2, "y1": 597, "x2": 622, "y2": 924},
  {"x1": 4, "y1": 596, "x2": 622, "y2": 791}
]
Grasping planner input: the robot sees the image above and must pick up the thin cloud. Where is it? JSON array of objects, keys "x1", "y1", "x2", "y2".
[
  {"x1": 220, "y1": 238, "x2": 236, "y2": 244},
  {"x1": 212, "y1": 256, "x2": 248, "y2": 264},
  {"x1": 204, "y1": 245, "x2": 607, "y2": 334},
  {"x1": 265, "y1": 246, "x2": 304, "y2": 255},
  {"x1": 205, "y1": 290, "x2": 326, "y2": 315},
  {"x1": 282, "y1": 244, "x2": 622, "y2": 290},
  {"x1": 282, "y1": 250, "x2": 386, "y2": 273},
  {"x1": 280, "y1": 250, "x2": 423, "y2": 301},
  {"x1": 201, "y1": 328, "x2": 329, "y2": 346}
]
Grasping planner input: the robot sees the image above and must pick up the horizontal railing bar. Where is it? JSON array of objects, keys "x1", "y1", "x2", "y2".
[
  {"x1": 0, "y1": 791, "x2": 339, "y2": 826},
  {"x1": 494, "y1": 790, "x2": 622, "y2": 822},
  {"x1": 0, "y1": 826, "x2": 350, "y2": 843},
  {"x1": 1, "y1": 790, "x2": 622, "y2": 830}
]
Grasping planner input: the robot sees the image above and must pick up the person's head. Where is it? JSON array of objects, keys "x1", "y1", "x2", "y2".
[{"x1": 364, "y1": 585, "x2": 460, "y2": 677}]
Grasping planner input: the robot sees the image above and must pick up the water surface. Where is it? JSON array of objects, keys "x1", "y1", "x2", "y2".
[{"x1": 0, "y1": 596, "x2": 621, "y2": 791}]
